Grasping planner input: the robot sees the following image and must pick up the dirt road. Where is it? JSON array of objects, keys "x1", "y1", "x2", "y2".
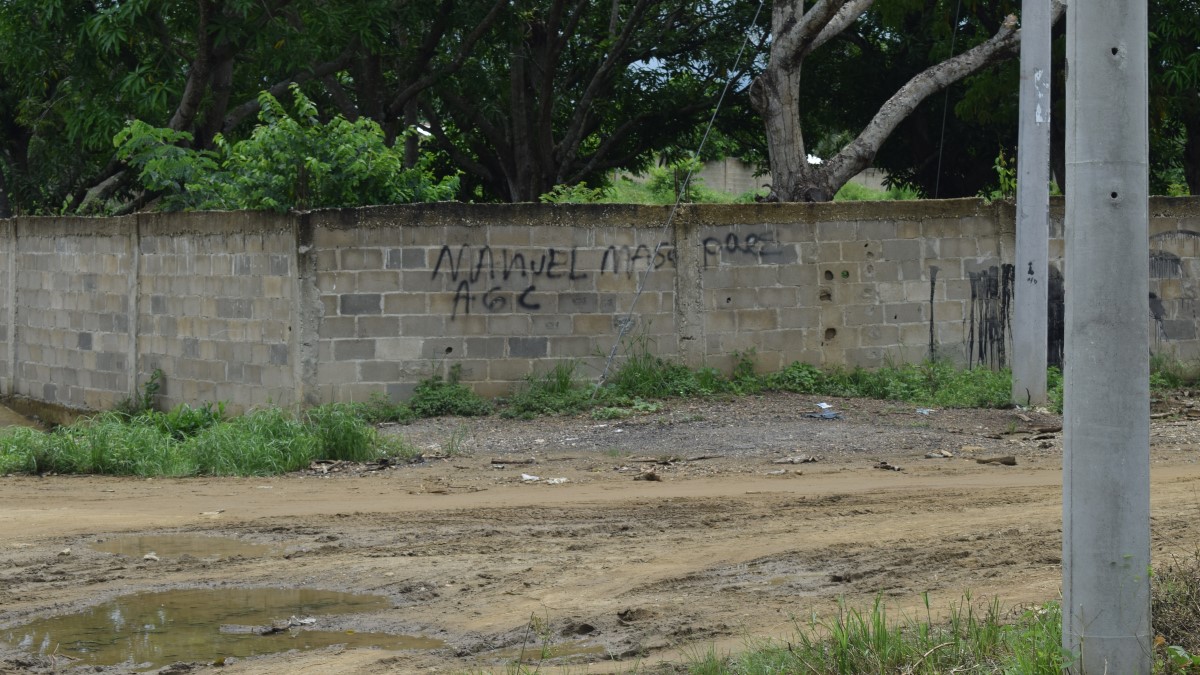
[{"x1": 2, "y1": 392, "x2": 1199, "y2": 674}]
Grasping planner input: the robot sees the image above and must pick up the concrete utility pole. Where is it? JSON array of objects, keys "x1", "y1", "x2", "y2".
[
  {"x1": 1062, "y1": 0, "x2": 1152, "y2": 672},
  {"x1": 1012, "y1": 0, "x2": 1050, "y2": 406}
]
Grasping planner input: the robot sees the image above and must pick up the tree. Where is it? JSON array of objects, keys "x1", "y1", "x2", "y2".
[
  {"x1": 752, "y1": 0, "x2": 1063, "y2": 202},
  {"x1": 416, "y1": 0, "x2": 760, "y2": 202},
  {"x1": 115, "y1": 87, "x2": 458, "y2": 211},
  {"x1": 1150, "y1": 0, "x2": 1200, "y2": 195}
]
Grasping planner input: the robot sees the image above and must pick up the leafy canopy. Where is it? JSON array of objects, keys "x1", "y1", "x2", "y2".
[{"x1": 115, "y1": 85, "x2": 458, "y2": 212}]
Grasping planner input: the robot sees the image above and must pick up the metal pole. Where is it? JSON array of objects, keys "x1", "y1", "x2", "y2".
[
  {"x1": 1012, "y1": 0, "x2": 1050, "y2": 406},
  {"x1": 1062, "y1": 0, "x2": 1152, "y2": 671}
]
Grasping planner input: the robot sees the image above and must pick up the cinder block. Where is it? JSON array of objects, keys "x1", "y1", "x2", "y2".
[
  {"x1": 356, "y1": 271, "x2": 402, "y2": 293},
  {"x1": 737, "y1": 309, "x2": 777, "y2": 331},
  {"x1": 357, "y1": 316, "x2": 400, "y2": 338},
  {"x1": 816, "y1": 221, "x2": 856, "y2": 241},
  {"x1": 843, "y1": 304, "x2": 883, "y2": 326},
  {"x1": 860, "y1": 324, "x2": 900, "y2": 347},
  {"x1": 341, "y1": 249, "x2": 383, "y2": 270},
  {"x1": 383, "y1": 292, "x2": 428, "y2": 314},
  {"x1": 334, "y1": 339, "x2": 375, "y2": 361},
  {"x1": 508, "y1": 337, "x2": 548, "y2": 357},
  {"x1": 882, "y1": 239, "x2": 922, "y2": 261},
  {"x1": 340, "y1": 294, "x2": 382, "y2": 315},
  {"x1": 885, "y1": 303, "x2": 925, "y2": 324},
  {"x1": 375, "y1": 337, "x2": 423, "y2": 360}
]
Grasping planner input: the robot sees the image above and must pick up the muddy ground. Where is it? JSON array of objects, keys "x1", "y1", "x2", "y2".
[{"x1": 3, "y1": 392, "x2": 1200, "y2": 674}]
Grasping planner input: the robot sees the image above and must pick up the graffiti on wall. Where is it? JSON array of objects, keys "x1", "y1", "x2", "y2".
[
  {"x1": 432, "y1": 243, "x2": 674, "y2": 318},
  {"x1": 966, "y1": 264, "x2": 1014, "y2": 369},
  {"x1": 702, "y1": 232, "x2": 783, "y2": 267}
]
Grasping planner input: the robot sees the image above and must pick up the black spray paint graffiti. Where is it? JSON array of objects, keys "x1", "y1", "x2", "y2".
[
  {"x1": 702, "y1": 233, "x2": 783, "y2": 267},
  {"x1": 431, "y1": 243, "x2": 674, "y2": 318},
  {"x1": 966, "y1": 264, "x2": 1014, "y2": 369}
]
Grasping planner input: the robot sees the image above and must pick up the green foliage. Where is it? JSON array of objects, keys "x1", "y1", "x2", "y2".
[
  {"x1": 538, "y1": 182, "x2": 608, "y2": 204},
  {"x1": 604, "y1": 337, "x2": 726, "y2": 399},
  {"x1": 150, "y1": 402, "x2": 226, "y2": 441},
  {"x1": 345, "y1": 392, "x2": 417, "y2": 425},
  {"x1": 502, "y1": 362, "x2": 598, "y2": 419},
  {"x1": 116, "y1": 85, "x2": 458, "y2": 212},
  {"x1": 409, "y1": 365, "x2": 492, "y2": 418},
  {"x1": 764, "y1": 359, "x2": 1012, "y2": 409},
  {"x1": 833, "y1": 182, "x2": 921, "y2": 201},
  {"x1": 114, "y1": 369, "x2": 163, "y2": 417},
  {"x1": 977, "y1": 148, "x2": 1017, "y2": 202}
]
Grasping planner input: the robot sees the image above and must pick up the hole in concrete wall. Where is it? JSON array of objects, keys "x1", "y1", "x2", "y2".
[
  {"x1": 1110, "y1": 191, "x2": 1119, "y2": 199},
  {"x1": 866, "y1": 251, "x2": 875, "y2": 260},
  {"x1": 1111, "y1": 46, "x2": 1119, "y2": 55},
  {"x1": 819, "y1": 289, "x2": 832, "y2": 302},
  {"x1": 824, "y1": 328, "x2": 837, "y2": 340},
  {"x1": 445, "y1": 346, "x2": 454, "y2": 354},
  {"x1": 824, "y1": 270, "x2": 834, "y2": 281},
  {"x1": 840, "y1": 270, "x2": 850, "y2": 279},
  {"x1": 725, "y1": 296, "x2": 732, "y2": 304}
]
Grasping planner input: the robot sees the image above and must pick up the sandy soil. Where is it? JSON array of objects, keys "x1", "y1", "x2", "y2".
[{"x1": 2, "y1": 392, "x2": 1200, "y2": 674}]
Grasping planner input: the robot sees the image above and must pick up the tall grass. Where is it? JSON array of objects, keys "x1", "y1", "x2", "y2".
[{"x1": 692, "y1": 595, "x2": 1068, "y2": 675}]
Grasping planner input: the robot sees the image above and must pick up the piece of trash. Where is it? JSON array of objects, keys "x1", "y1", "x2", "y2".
[
  {"x1": 806, "y1": 411, "x2": 842, "y2": 420},
  {"x1": 521, "y1": 473, "x2": 541, "y2": 482},
  {"x1": 873, "y1": 461, "x2": 903, "y2": 471},
  {"x1": 916, "y1": 408, "x2": 934, "y2": 415},
  {"x1": 546, "y1": 477, "x2": 569, "y2": 485},
  {"x1": 633, "y1": 470, "x2": 662, "y2": 482},
  {"x1": 976, "y1": 456, "x2": 1017, "y2": 466},
  {"x1": 765, "y1": 469, "x2": 788, "y2": 476},
  {"x1": 143, "y1": 552, "x2": 160, "y2": 562},
  {"x1": 773, "y1": 455, "x2": 820, "y2": 464},
  {"x1": 923, "y1": 450, "x2": 954, "y2": 459},
  {"x1": 199, "y1": 510, "x2": 225, "y2": 518},
  {"x1": 58, "y1": 547, "x2": 71, "y2": 557}
]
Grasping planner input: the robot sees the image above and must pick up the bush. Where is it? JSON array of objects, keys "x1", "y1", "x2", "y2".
[
  {"x1": 502, "y1": 361, "x2": 597, "y2": 419},
  {"x1": 305, "y1": 403, "x2": 380, "y2": 462}
]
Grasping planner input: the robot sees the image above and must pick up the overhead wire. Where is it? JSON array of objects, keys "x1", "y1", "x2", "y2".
[{"x1": 594, "y1": 0, "x2": 768, "y2": 391}]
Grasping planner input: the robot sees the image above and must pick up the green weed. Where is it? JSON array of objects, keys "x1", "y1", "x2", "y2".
[
  {"x1": 410, "y1": 364, "x2": 492, "y2": 417},
  {"x1": 305, "y1": 403, "x2": 381, "y2": 462},
  {"x1": 114, "y1": 368, "x2": 163, "y2": 416},
  {"x1": 502, "y1": 361, "x2": 597, "y2": 419}
]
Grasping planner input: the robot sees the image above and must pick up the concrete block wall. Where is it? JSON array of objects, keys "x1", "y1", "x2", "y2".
[
  {"x1": 9, "y1": 217, "x2": 134, "y2": 410},
  {"x1": 5, "y1": 197, "x2": 1200, "y2": 415},
  {"x1": 136, "y1": 212, "x2": 298, "y2": 410},
  {"x1": 307, "y1": 205, "x2": 677, "y2": 400}
]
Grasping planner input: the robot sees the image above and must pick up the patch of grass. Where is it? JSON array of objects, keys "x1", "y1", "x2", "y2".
[
  {"x1": 1151, "y1": 353, "x2": 1200, "y2": 390},
  {"x1": 502, "y1": 361, "x2": 597, "y2": 419},
  {"x1": 184, "y1": 409, "x2": 319, "y2": 476},
  {"x1": 763, "y1": 359, "x2": 1012, "y2": 408},
  {"x1": 347, "y1": 392, "x2": 416, "y2": 425},
  {"x1": 1153, "y1": 548, "x2": 1200, "y2": 657},
  {"x1": 305, "y1": 403, "x2": 381, "y2": 462},
  {"x1": 692, "y1": 595, "x2": 1069, "y2": 674},
  {"x1": 410, "y1": 364, "x2": 492, "y2": 417},
  {"x1": 604, "y1": 336, "x2": 727, "y2": 399},
  {"x1": 834, "y1": 182, "x2": 921, "y2": 202}
]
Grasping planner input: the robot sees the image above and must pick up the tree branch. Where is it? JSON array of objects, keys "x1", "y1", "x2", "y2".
[
  {"x1": 221, "y1": 52, "x2": 354, "y2": 133},
  {"x1": 820, "y1": 6, "x2": 1064, "y2": 197}
]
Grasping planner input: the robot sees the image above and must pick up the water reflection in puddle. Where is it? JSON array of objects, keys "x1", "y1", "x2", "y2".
[
  {"x1": 3, "y1": 588, "x2": 442, "y2": 669},
  {"x1": 91, "y1": 534, "x2": 278, "y2": 560}
]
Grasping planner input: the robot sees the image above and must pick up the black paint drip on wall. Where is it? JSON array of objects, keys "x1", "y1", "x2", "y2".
[
  {"x1": 927, "y1": 266, "x2": 940, "y2": 358},
  {"x1": 1047, "y1": 266, "x2": 1064, "y2": 368},
  {"x1": 967, "y1": 264, "x2": 1014, "y2": 369}
]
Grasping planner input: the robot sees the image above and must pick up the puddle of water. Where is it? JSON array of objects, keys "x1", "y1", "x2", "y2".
[
  {"x1": 91, "y1": 534, "x2": 278, "y2": 560},
  {"x1": 2, "y1": 588, "x2": 442, "y2": 669},
  {"x1": 498, "y1": 640, "x2": 607, "y2": 662}
]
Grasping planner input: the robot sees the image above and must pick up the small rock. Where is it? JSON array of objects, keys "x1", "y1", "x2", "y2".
[
  {"x1": 873, "y1": 461, "x2": 903, "y2": 472},
  {"x1": 143, "y1": 552, "x2": 160, "y2": 562},
  {"x1": 58, "y1": 547, "x2": 70, "y2": 557}
]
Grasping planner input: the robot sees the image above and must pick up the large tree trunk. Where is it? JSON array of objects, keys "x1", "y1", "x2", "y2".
[{"x1": 751, "y1": 67, "x2": 831, "y2": 201}]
